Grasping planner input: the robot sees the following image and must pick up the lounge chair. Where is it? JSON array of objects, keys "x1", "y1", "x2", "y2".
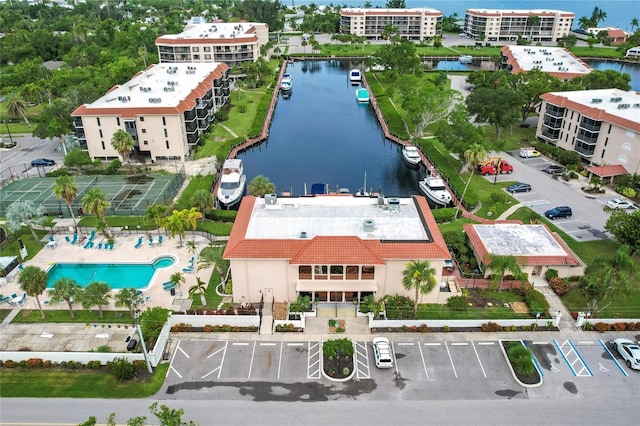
[
  {"x1": 89, "y1": 230, "x2": 96, "y2": 241},
  {"x1": 18, "y1": 264, "x2": 24, "y2": 271},
  {"x1": 157, "y1": 235, "x2": 163, "y2": 245},
  {"x1": 162, "y1": 282, "x2": 176, "y2": 290},
  {"x1": 134, "y1": 237, "x2": 143, "y2": 249},
  {"x1": 96, "y1": 242, "x2": 103, "y2": 250},
  {"x1": 182, "y1": 267, "x2": 194, "y2": 273},
  {"x1": 70, "y1": 234, "x2": 78, "y2": 244},
  {"x1": 65, "y1": 236, "x2": 71, "y2": 243},
  {"x1": 148, "y1": 236, "x2": 154, "y2": 246},
  {"x1": 84, "y1": 241, "x2": 94, "y2": 249},
  {"x1": 108, "y1": 242, "x2": 114, "y2": 250},
  {"x1": 0, "y1": 296, "x2": 10, "y2": 305}
]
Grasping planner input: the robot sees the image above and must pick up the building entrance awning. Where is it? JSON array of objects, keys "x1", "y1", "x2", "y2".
[{"x1": 296, "y1": 280, "x2": 378, "y2": 292}]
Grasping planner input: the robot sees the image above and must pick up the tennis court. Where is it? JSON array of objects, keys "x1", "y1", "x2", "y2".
[{"x1": 0, "y1": 174, "x2": 185, "y2": 218}]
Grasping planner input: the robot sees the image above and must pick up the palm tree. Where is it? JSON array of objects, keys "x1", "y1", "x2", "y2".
[
  {"x1": 5, "y1": 92, "x2": 30, "y2": 127},
  {"x1": 455, "y1": 143, "x2": 487, "y2": 219},
  {"x1": 631, "y1": 18, "x2": 639, "y2": 32},
  {"x1": 526, "y1": 15, "x2": 541, "y2": 40},
  {"x1": 188, "y1": 276, "x2": 208, "y2": 307},
  {"x1": 110, "y1": 129, "x2": 135, "y2": 174},
  {"x1": 169, "y1": 272, "x2": 186, "y2": 297},
  {"x1": 18, "y1": 265, "x2": 48, "y2": 319},
  {"x1": 49, "y1": 278, "x2": 83, "y2": 319},
  {"x1": 52, "y1": 175, "x2": 79, "y2": 232},
  {"x1": 81, "y1": 281, "x2": 111, "y2": 318},
  {"x1": 192, "y1": 189, "x2": 213, "y2": 222},
  {"x1": 484, "y1": 254, "x2": 524, "y2": 292},
  {"x1": 5, "y1": 200, "x2": 45, "y2": 241},
  {"x1": 581, "y1": 244, "x2": 635, "y2": 313},
  {"x1": 401, "y1": 260, "x2": 437, "y2": 317},
  {"x1": 145, "y1": 204, "x2": 169, "y2": 230},
  {"x1": 247, "y1": 175, "x2": 276, "y2": 197},
  {"x1": 114, "y1": 288, "x2": 141, "y2": 319},
  {"x1": 82, "y1": 188, "x2": 110, "y2": 237},
  {"x1": 198, "y1": 244, "x2": 229, "y2": 283},
  {"x1": 186, "y1": 239, "x2": 199, "y2": 259}
]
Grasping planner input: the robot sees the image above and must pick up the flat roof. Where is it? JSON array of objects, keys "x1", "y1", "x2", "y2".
[
  {"x1": 161, "y1": 22, "x2": 260, "y2": 41},
  {"x1": 545, "y1": 88, "x2": 640, "y2": 123},
  {"x1": 245, "y1": 196, "x2": 429, "y2": 241},
  {"x1": 503, "y1": 46, "x2": 591, "y2": 76},
  {"x1": 472, "y1": 223, "x2": 567, "y2": 257},
  {"x1": 466, "y1": 9, "x2": 573, "y2": 16},
  {"x1": 85, "y1": 63, "x2": 222, "y2": 110},
  {"x1": 341, "y1": 8, "x2": 442, "y2": 14}
]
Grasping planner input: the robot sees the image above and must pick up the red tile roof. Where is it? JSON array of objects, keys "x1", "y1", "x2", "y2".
[
  {"x1": 587, "y1": 164, "x2": 629, "y2": 177},
  {"x1": 223, "y1": 196, "x2": 451, "y2": 264}
]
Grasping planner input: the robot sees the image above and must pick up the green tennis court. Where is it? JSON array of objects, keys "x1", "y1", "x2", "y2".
[{"x1": 0, "y1": 174, "x2": 185, "y2": 218}]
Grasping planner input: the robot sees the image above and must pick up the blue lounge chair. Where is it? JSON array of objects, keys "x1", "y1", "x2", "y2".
[
  {"x1": 134, "y1": 237, "x2": 143, "y2": 249},
  {"x1": 182, "y1": 267, "x2": 194, "y2": 273},
  {"x1": 84, "y1": 241, "x2": 94, "y2": 249},
  {"x1": 96, "y1": 242, "x2": 103, "y2": 249},
  {"x1": 162, "y1": 282, "x2": 176, "y2": 290},
  {"x1": 148, "y1": 236, "x2": 154, "y2": 246},
  {"x1": 89, "y1": 230, "x2": 96, "y2": 241},
  {"x1": 157, "y1": 235, "x2": 163, "y2": 245},
  {"x1": 108, "y1": 242, "x2": 114, "y2": 250},
  {"x1": 18, "y1": 264, "x2": 24, "y2": 271},
  {"x1": 0, "y1": 296, "x2": 10, "y2": 305},
  {"x1": 70, "y1": 234, "x2": 78, "y2": 244},
  {"x1": 65, "y1": 236, "x2": 71, "y2": 243}
]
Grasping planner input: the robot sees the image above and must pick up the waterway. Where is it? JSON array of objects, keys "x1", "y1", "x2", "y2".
[{"x1": 238, "y1": 60, "x2": 424, "y2": 198}]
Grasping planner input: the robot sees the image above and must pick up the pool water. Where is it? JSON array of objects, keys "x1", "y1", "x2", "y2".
[{"x1": 46, "y1": 256, "x2": 176, "y2": 289}]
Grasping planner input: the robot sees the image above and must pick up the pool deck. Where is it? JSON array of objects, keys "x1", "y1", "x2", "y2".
[{"x1": 1, "y1": 232, "x2": 215, "y2": 314}]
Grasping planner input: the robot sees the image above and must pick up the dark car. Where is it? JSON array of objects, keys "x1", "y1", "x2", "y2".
[
  {"x1": 31, "y1": 158, "x2": 56, "y2": 167},
  {"x1": 506, "y1": 182, "x2": 532, "y2": 193},
  {"x1": 544, "y1": 206, "x2": 572, "y2": 220},
  {"x1": 543, "y1": 165, "x2": 564, "y2": 175}
]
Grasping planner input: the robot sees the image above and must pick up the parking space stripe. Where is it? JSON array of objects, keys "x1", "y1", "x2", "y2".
[
  {"x1": 418, "y1": 342, "x2": 428, "y2": 379},
  {"x1": 167, "y1": 339, "x2": 182, "y2": 378},
  {"x1": 247, "y1": 341, "x2": 257, "y2": 379},
  {"x1": 391, "y1": 341, "x2": 399, "y2": 374},
  {"x1": 277, "y1": 341, "x2": 283, "y2": 380},
  {"x1": 355, "y1": 341, "x2": 370, "y2": 379},
  {"x1": 260, "y1": 343, "x2": 276, "y2": 346},
  {"x1": 397, "y1": 342, "x2": 414, "y2": 346},
  {"x1": 206, "y1": 346, "x2": 225, "y2": 359},
  {"x1": 532, "y1": 341, "x2": 549, "y2": 345},
  {"x1": 599, "y1": 339, "x2": 628, "y2": 377},
  {"x1": 308, "y1": 341, "x2": 321, "y2": 379},
  {"x1": 177, "y1": 344, "x2": 190, "y2": 358},
  {"x1": 217, "y1": 341, "x2": 229, "y2": 379},
  {"x1": 451, "y1": 342, "x2": 468, "y2": 346},
  {"x1": 287, "y1": 343, "x2": 303, "y2": 346},
  {"x1": 444, "y1": 342, "x2": 458, "y2": 378},
  {"x1": 477, "y1": 342, "x2": 494, "y2": 346},
  {"x1": 232, "y1": 342, "x2": 249, "y2": 346},
  {"x1": 568, "y1": 340, "x2": 593, "y2": 377},
  {"x1": 471, "y1": 342, "x2": 487, "y2": 378},
  {"x1": 424, "y1": 342, "x2": 441, "y2": 346}
]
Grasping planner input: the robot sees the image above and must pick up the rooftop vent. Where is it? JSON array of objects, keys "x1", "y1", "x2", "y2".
[
  {"x1": 388, "y1": 198, "x2": 400, "y2": 205},
  {"x1": 264, "y1": 193, "x2": 277, "y2": 205},
  {"x1": 299, "y1": 231, "x2": 307, "y2": 239},
  {"x1": 377, "y1": 195, "x2": 385, "y2": 206},
  {"x1": 363, "y1": 219, "x2": 375, "y2": 233},
  {"x1": 610, "y1": 97, "x2": 623, "y2": 102},
  {"x1": 591, "y1": 98, "x2": 602, "y2": 103}
]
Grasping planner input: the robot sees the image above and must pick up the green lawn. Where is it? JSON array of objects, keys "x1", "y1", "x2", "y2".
[
  {"x1": 0, "y1": 363, "x2": 169, "y2": 398},
  {"x1": 12, "y1": 309, "x2": 134, "y2": 324}
]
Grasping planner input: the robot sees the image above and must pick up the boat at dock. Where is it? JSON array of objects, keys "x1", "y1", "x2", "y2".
[
  {"x1": 458, "y1": 55, "x2": 473, "y2": 64},
  {"x1": 349, "y1": 69, "x2": 362, "y2": 84},
  {"x1": 401, "y1": 146, "x2": 421, "y2": 167},
  {"x1": 217, "y1": 159, "x2": 246, "y2": 208},
  {"x1": 281, "y1": 73, "x2": 293, "y2": 91},
  {"x1": 356, "y1": 88, "x2": 370, "y2": 103},
  {"x1": 418, "y1": 175, "x2": 452, "y2": 206}
]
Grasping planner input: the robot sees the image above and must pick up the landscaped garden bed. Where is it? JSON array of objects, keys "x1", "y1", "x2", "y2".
[
  {"x1": 322, "y1": 338, "x2": 354, "y2": 380},
  {"x1": 500, "y1": 340, "x2": 542, "y2": 387}
]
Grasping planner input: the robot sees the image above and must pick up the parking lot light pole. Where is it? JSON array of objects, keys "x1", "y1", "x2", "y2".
[{"x1": 135, "y1": 311, "x2": 153, "y2": 374}]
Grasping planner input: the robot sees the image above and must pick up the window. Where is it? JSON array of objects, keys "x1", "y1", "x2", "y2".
[
  {"x1": 162, "y1": 117, "x2": 166, "y2": 126},
  {"x1": 140, "y1": 117, "x2": 145, "y2": 122},
  {"x1": 361, "y1": 266, "x2": 375, "y2": 279},
  {"x1": 194, "y1": 55, "x2": 200, "y2": 60},
  {"x1": 99, "y1": 129, "x2": 103, "y2": 138},
  {"x1": 141, "y1": 129, "x2": 147, "y2": 134},
  {"x1": 164, "y1": 129, "x2": 168, "y2": 137},
  {"x1": 205, "y1": 54, "x2": 211, "y2": 60},
  {"x1": 143, "y1": 140, "x2": 148, "y2": 145},
  {"x1": 192, "y1": 47, "x2": 199, "y2": 52},
  {"x1": 96, "y1": 117, "x2": 101, "y2": 126},
  {"x1": 165, "y1": 140, "x2": 170, "y2": 149},
  {"x1": 299, "y1": 266, "x2": 312, "y2": 279},
  {"x1": 204, "y1": 46, "x2": 211, "y2": 52},
  {"x1": 346, "y1": 266, "x2": 359, "y2": 279},
  {"x1": 101, "y1": 141, "x2": 105, "y2": 149},
  {"x1": 330, "y1": 265, "x2": 343, "y2": 279},
  {"x1": 314, "y1": 265, "x2": 328, "y2": 279},
  {"x1": 116, "y1": 117, "x2": 120, "y2": 126}
]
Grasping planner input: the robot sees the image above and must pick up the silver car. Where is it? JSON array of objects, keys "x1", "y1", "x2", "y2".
[
  {"x1": 372, "y1": 337, "x2": 394, "y2": 369},
  {"x1": 613, "y1": 338, "x2": 640, "y2": 370}
]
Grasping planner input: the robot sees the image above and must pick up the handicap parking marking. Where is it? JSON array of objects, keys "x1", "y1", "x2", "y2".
[
  {"x1": 599, "y1": 339, "x2": 628, "y2": 377},
  {"x1": 167, "y1": 339, "x2": 184, "y2": 379},
  {"x1": 553, "y1": 340, "x2": 593, "y2": 377},
  {"x1": 202, "y1": 341, "x2": 228, "y2": 379},
  {"x1": 308, "y1": 341, "x2": 321, "y2": 379},
  {"x1": 354, "y1": 341, "x2": 370, "y2": 379}
]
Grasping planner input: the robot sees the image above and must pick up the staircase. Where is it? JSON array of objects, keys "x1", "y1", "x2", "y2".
[{"x1": 260, "y1": 298, "x2": 273, "y2": 335}]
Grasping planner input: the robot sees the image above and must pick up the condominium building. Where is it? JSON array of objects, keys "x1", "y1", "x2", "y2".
[
  {"x1": 500, "y1": 46, "x2": 592, "y2": 80},
  {"x1": 464, "y1": 9, "x2": 574, "y2": 42},
  {"x1": 223, "y1": 195, "x2": 452, "y2": 305},
  {"x1": 71, "y1": 62, "x2": 230, "y2": 162},
  {"x1": 156, "y1": 22, "x2": 269, "y2": 66},
  {"x1": 536, "y1": 89, "x2": 640, "y2": 173},
  {"x1": 339, "y1": 8, "x2": 443, "y2": 41}
]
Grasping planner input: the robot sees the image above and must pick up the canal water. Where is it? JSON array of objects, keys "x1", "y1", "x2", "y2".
[{"x1": 238, "y1": 60, "x2": 424, "y2": 197}]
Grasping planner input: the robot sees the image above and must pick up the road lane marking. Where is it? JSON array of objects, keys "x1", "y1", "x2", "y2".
[
  {"x1": 451, "y1": 342, "x2": 468, "y2": 346},
  {"x1": 177, "y1": 344, "x2": 190, "y2": 358},
  {"x1": 287, "y1": 343, "x2": 304, "y2": 346},
  {"x1": 397, "y1": 342, "x2": 414, "y2": 346},
  {"x1": 260, "y1": 343, "x2": 277, "y2": 346},
  {"x1": 217, "y1": 341, "x2": 229, "y2": 379},
  {"x1": 232, "y1": 342, "x2": 249, "y2": 346}
]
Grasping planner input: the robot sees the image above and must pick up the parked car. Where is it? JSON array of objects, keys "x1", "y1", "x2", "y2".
[
  {"x1": 543, "y1": 165, "x2": 565, "y2": 175},
  {"x1": 613, "y1": 338, "x2": 640, "y2": 370},
  {"x1": 31, "y1": 158, "x2": 56, "y2": 167},
  {"x1": 544, "y1": 206, "x2": 572, "y2": 220},
  {"x1": 519, "y1": 148, "x2": 541, "y2": 158},
  {"x1": 506, "y1": 182, "x2": 532, "y2": 193},
  {"x1": 372, "y1": 337, "x2": 394, "y2": 369},
  {"x1": 606, "y1": 199, "x2": 634, "y2": 210}
]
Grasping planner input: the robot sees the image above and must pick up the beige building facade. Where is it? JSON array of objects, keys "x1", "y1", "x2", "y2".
[
  {"x1": 224, "y1": 195, "x2": 452, "y2": 305},
  {"x1": 72, "y1": 62, "x2": 230, "y2": 162},
  {"x1": 537, "y1": 89, "x2": 640, "y2": 173},
  {"x1": 464, "y1": 9, "x2": 574, "y2": 43},
  {"x1": 339, "y1": 8, "x2": 443, "y2": 41}
]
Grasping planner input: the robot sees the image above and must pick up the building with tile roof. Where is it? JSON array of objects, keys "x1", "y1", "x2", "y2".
[
  {"x1": 536, "y1": 89, "x2": 640, "y2": 174},
  {"x1": 464, "y1": 9, "x2": 574, "y2": 43},
  {"x1": 156, "y1": 21, "x2": 269, "y2": 66},
  {"x1": 500, "y1": 46, "x2": 592, "y2": 80},
  {"x1": 464, "y1": 222, "x2": 585, "y2": 279},
  {"x1": 71, "y1": 62, "x2": 230, "y2": 162},
  {"x1": 339, "y1": 8, "x2": 443, "y2": 41},
  {"x1": 223, "y1": 195, "x2": 452, "y2": 305}
]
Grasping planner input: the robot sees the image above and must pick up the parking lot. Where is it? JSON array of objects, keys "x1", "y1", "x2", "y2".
[
  {"x1": 162, "y1": 336, "x2": 638, "y2": 402},
  {"x1": 485, "y1": 151, "x2": 615, "y2": 242}
]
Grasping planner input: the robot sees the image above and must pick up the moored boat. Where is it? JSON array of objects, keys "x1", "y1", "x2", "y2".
[
  {"x1": 349, "y1": 69, "x2": 362, "y2": 84},
  {"x1": 418, "y1": 175, "x2": 452, "y2": 206},
  {"x1": 356, "y1": 88, "x2": 370, "y2": 103},
  {"x1": 216, "y1": 159, "x2": 246, "y2": 208},
  {"x1": 401, "y1": 145, "x2": 421, "y2": 167},
  {"x1": 459, "y1": 55, "x2": 473, "y2": 64},
  {"x1": 281, "y1": 73, "x2": 293, "y2": 91}
]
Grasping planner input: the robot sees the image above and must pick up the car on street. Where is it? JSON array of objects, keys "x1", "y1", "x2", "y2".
[
  {"x1": 613, "y1": 338, "x2": 640, "y2": 370},
  {"x1": 606, "y1": 198, "x2": 634, "y2": 210},
  {"x1": 372, "y1": 337, "x2": 394, "y2": 369},
  {"x1": 544, "y1": 206, "x2": 572, "y2": 220},
  {"x1": 31, "y1": 158, "x2": 56, "y2": 167},
  {"x1": 543, "y1": 165, "x2": 564, "y2": 175},
  {"x1": 506, "y1": 182, "x2": 532, "y2": 193}
]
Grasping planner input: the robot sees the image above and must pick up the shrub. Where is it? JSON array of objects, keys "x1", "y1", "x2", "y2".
[
  {"x1": 507, "y1": 343, "x2": 536, "y2": 377},
  {"x1": 342, "y1": 367, "x2": 350, "y2": 376},
  {"x1": 87, "y1": 360, "x2": 102, "y2": 369},
  {"x1": 26, "y1": 358, "x2": 44, "y2": 368},
  {"x1": 418, "y1": 324, "x2": 429, "y2": 333},
  {"x1": 613, "y1": 322, "x2": 626, "y2": 331},
  {"x1": 442, "y1": 325, "x2": 450, "y2": 332},
  {"x1": 140, "y1": 306, "x2": 170, "y2": 344},
  {"x1": 170, "y1": 323, "x2": 192, "y2": 332},
  {"x1": 545, "y1": 269, "x2": 559, "y2": 281},
  {"x1": 108, "y1": 357, "x2": 135, "y2": 381},
  {"x1": 548, "y1": 278, "x2": 569, "y2": 296},
  {"x1": 431, "y1": 208, "x2": 457, "y2": 224},
  {"x1": 594, "y1": 322, "x2": 611, "y2": 332},
  {"x1": 203, "y1": 325, "x2": 215, "y2": 332},
  {"x1": 481, "y1": 322, "x2": 503, "y2": 332},
  {"x1": 3, "y1": 360, "x2": 17, "y2": 368},
  {"x1": 43, "y1": 360, "x2": 52, "y2": 368},
  {"x1": 525, "y1": 289, "x2": 549, "y2": 314},
  {"x1": 95, "y1": 345, "x2": 112, "y2": 353},
  {"x1": 132, "y1": 360, "x2": 147, "y2": 371},
  {"x1": 513, "y1": 281, "x2": 533, "y2": 297},
  {"x1": 447, "y1": 295, "x2": 468, "y2": 311},
  {"x1": 626, "y1": 322, "x2": 636, "y2": 331}
]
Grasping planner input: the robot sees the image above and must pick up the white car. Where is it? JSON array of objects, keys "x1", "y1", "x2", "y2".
[
  {"x1": 372, "y1": 337, "x2": 394, "y2": 369},
  {"x1": 606, "y1": 199, "x2": 634, "y2": 210},
  {"x1": 613, "y1": 338, "x2": 640, "y2": 370}
]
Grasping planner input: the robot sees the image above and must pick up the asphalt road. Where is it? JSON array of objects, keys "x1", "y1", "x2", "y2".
[{"x1": 0, "y1": 135, "x2": 64, "y2": 179}]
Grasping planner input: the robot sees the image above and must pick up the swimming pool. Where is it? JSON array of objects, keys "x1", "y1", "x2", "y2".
[{"x1": 46, "y1": 256, "x2": 176, "y2": 289}]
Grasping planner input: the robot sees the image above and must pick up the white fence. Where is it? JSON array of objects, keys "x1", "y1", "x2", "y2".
[
  {"x1": 368, "y1": 313, "x2": 562, "y2": 329},
  {"x1": 0, "y1": 351, "x2": 144, "y2": 365}
]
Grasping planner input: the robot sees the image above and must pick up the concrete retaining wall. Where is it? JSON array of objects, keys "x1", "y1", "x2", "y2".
[
  {"x1": 0, "y1": 351, "x2": 144, "y2": 365},
  {"x1": 168, "y1": 314, "x2": 260, "y2": 328}
]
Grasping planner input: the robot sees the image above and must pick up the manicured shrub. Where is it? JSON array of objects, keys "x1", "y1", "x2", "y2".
[
  {"x1": 419, "y1": 324, "x2": 429, "y2": 333},
  {"x1": 447, "y1": 295, "x2": 468, "y2": 311},
  {"x1": 525, "y1": 289, "x2": 549, "y2": 315},
  {"x1": 132, "y1": 360, "x2": 147, "y2": 371},
  {"x1": 481, "y1": 322, "x2": 503, "y2": 332},
  {"x1": 342, "y1": 367, "x2": 350, "y2": 376},
  {"x1": 594, "y1": 322, "x2": 611, "y2": 333},
  {"x1": 431, "y1": 208, "x2": 457, "y2": 224},
  {"x1": 170, "y1": 323, "x2": 192, "y2": 332},
  {"x1": 545, "y1": 269, "x2": 559, "y2": 281},
  {"x1": 86, "y1": 360, "x2": 102, "y2": 370},
  {"x1": 203, "y1": 325, "x2": 215, "y2": 332},
  {"x1": 108, "y1": 357, "x2": 135, "y2": 381},
  {"x1": 26, "y1": 358, "x2": 44, "y2": 368},
  {"x1": 613, "y1": 322, "x2": 626, "y2": 331},
  {"x1": 3, "y1": 360, "x2": 17, "y2": 368},
  {"x1": 548, "y1": 278, "x2": 569, "y2": 296},
  {"x1": 507, "y1": 343, "x2": 536, "y2": 377}
]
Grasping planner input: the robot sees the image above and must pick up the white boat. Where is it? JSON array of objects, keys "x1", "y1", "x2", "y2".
[
  {"x1": 281, "y1": 73, "x2": 292, "y2": 91},
  {"x1": 459, "y1": 55, "x2": 473, "y2": 64},
  {"x1": 419, "y1": 176, "x2": 452, "y2": 206},
  {"x1": 349, "y1": 69, "x2": 362, "y2": 84},
  {"x1": 217, "y1": 159, "x2": 246, "y2": 208},
  {"x1": 356, "y1": 88, "x2": 370, "y2": 103},
  {"x1": 402, "y1": 145, "x2": 421, "y2": 167}
]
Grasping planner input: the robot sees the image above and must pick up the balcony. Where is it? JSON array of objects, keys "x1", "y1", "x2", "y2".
[
  {"x1": 544, "y1": 107, "x2": 565, "y2": 118},
  {"x1": 575, "y1": 141, "x2": 596, "y2": 157},
  {"x1": 541, "y1": 128, "x2": 560, "y2": 141},
  {"x1": 542, "y1": 117, "x2": 563, "y2": 129},
  {"x1": 578, "y1": 123, "x2": 602, "y2": 132}
]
